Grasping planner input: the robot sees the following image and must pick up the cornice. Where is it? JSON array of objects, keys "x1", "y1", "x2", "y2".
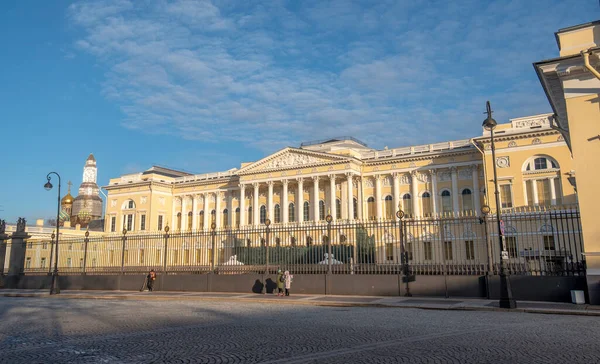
[
  {"x1": 474, "y1": 129, "x2": 559, "y2": 144},
  {"x1": 364, "y1": 148, "x2": 477, "y2": 166}
]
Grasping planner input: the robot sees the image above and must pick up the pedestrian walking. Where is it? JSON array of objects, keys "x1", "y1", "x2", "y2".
[
  {"x1": 147, "y1": 269, "x2": 156, "y2": 292},
  {"x1": 284, "y1": 270, "x2": 293, "y2": 296},
  {"x1": 276, "y1": 269, "x2": 285, "y2": 297}
]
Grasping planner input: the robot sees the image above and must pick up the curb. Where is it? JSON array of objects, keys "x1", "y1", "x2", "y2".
[{"x1": 2, "y1": 292, "x2": 599, "y2": 317}]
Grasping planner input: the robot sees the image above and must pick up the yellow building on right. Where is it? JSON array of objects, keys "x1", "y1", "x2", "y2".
[{"x1": 535, "y1": 20, "x2": 600, "y2": 304}]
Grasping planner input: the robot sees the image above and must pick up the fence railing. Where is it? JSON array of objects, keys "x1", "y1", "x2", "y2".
[{"x1": 13, "y1": 207, "x2": 585, "y2": 277}]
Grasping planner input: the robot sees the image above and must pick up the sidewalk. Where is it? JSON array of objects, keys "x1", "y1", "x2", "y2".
[{"x1": 1, "y1": 289, "x2": 599, "y2": 316}]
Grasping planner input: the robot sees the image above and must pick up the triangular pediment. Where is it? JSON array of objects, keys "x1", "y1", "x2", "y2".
[{"x1": 238, "y1": 148, "x2": 351, "y2": 175}]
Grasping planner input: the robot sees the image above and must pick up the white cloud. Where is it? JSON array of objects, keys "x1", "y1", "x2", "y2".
[{"x1": 68, "y1": 0, "x2": 591, "y2": 152}]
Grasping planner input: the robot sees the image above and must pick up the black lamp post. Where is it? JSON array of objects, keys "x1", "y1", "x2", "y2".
[
  {"x1": 482, "y1": 101, "x2": 516, "y2": 309},
  {"x1": 44, "y1": 172, "x2": 61, "y2": 295}
]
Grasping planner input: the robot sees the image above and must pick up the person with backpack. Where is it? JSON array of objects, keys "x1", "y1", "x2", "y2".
[
  {"x1": 276, "y1": 269, "x2": 285, "y2": 296},
  {"x1": 284, "y1": 270, "x2": 293, "y2": 296},
  {"x1": 147, "y1": 269, "x2": 156, "y2": 292}
]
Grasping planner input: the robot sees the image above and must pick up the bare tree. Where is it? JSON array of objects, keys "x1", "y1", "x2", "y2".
[{"x1": 46, "y1": 218, "x2": 57, "y2": 227}]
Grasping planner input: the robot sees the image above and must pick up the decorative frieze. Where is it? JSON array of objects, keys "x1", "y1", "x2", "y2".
[
  {"x1": 417, "y1": 173, "x2": 429, "y2": 183},
  {"x1": 264, "y1": 153, "x2": 321, "y2": 169},
  {"x1": 532, "y1": 138, "x2": 541, "y2": 145},
  {"x1": 508, "y1": 141, "x2": 517, "y2": 148},
  {"x1": 439, "y1": 171, "x2": 452, "y2": 182},
  {"x1": 111, "y1": 200, "x2": 117, "y2": 207},
  {"x1": 140, "y1": 196, "x2": 147, "y2": 204},
  {"x1": 383, "y1": 176, "x2": 392, "y2": 186},
  {"x1": 365, "y1": 178, "x2": 374, "y2": 188},
  {"x1": 458, "y1": 168, "x2": 472, "y2": 180}
]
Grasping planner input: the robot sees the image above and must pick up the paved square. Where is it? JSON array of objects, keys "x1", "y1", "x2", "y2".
[{"x1": 1, "y1": 297, "x2": 599, "y2": 363}]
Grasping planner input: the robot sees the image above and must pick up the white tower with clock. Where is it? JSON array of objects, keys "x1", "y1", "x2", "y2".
[{"x1": 71, "y1": 154, "x2": 103, "y2": 227}]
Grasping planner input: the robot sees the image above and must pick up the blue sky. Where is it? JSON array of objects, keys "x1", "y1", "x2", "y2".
[{"x1": 0, "y1": 0, "x2": 598, "y2": 223}]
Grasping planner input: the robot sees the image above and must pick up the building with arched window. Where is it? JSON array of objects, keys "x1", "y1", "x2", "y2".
[{"x1": 103, "y1": 113, "x2": 576, "y2": 231}]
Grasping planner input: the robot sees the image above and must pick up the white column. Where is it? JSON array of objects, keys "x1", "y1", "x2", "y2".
[
  {"x1": 203, "y1": 193, "x2": 210, "y2": 230},
  {"x1": 549, "y1": 177, "x2": 557, "y2": 205},
  {"x1": 181, "y1": 196, "x2": 188, "y2": 230},
  {"x1": 215, "y1": 192, "x2": 222, "y2": 228},
  {"x1": 341, "y1": 180, "x2": 348, "y2": 219},
  {"x1": 253, "y1": 183, "x2": 260, "y2": 226},
  {"x1": 346, "y1": 173, "x2": 354, "y2": 220},
  {"x1": 329, "y1": 175, "x2": 336, "y2": 220},
  {"x1": 523, "y1": 180, "x2": 529, "y2": 207},
  {"x1": 393, "y1": 173, "x2": 400, "y2": 216},
  {"x1": 472, "y1": 166, "x2": 481, "y2": 215},
  {"x1": 171, "y1": 197, "x2": 178, "y2": 230},
  {"x1": 430, "y1": 170, "x2": 438, "y2": 217},
  {"x1": 313, "y1": 176, "x2": 320, "y2": 222},
  {"x1": 357, "y1": 177, "x2": 364, "y2": 220},
  {"x1": 282, "y1": 180, "x2": 289, "y2": 223},
  {"x1": 192, "y1": 195, "x2": 198, "y2": 231},
  {"x1": 451, "y1": 167, "x2": 460, "y2": 215},
  {"x1": 532, "y1": 180, "x2": 539, "y2": 206},
  {"x1": 267, "y1": 181, "x2": 274, "y2": 222},
  {"x1": 375, "y1": 175, "x2": 382, "y2": 219},
  {"x1": 239, "y1": 184, "x2": 246, "y2": 227},
  {"x1": 411, "y1": 171, "x2": 420, "y2": 217},
  {"x1": 297, "y1": 178, "x2": 304, "y2": 223},
  {"x1": 227, "y1": 191, "x2": 233, "y2": 227}
]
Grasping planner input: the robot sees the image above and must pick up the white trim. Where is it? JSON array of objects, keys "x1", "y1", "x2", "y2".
[
  {"x1": 439, "y1": 188, "x2": 452, "y2": 196},
  {"x1": 362, "y1": 161, "x2": 483, "y2": 177},
  {"x1": 487, "y1": 141, "x2": 565, "y2": 155},
  {"x1": 108, "y1": 190, "x2": 171, "y2": 197}
]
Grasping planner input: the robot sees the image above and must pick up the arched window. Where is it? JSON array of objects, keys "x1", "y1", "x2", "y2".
[
  {"x1": 288, "y1": 203, "x2": 295, "y2": 222},
  {"x1": 260, "y1": 205, "x2": 267, "y2": 224},
  {"x1": 248, "y1": 206, "x2": 252, "y2": 225},
  {"x1": 123, "y1": 200, "x2": 135, "y2": 209},
  {"x1": 402, "y1": 194, "x2": 412, "y2": 217},
  {"x1": 210, "y1": 209, "x2": 216, "y2": 225},
  {"x1": 274, "y1": 204, "x2": 281, "y2": 223},
  {"x1": 422, "y1": 192, "x2": 432, "y2": 217},
  {"x1": 461, "y1": 189, "x2": 473, "y2": 213},
  {"x1": 187, "y1": 211, "x2": 193, "y2": 230},
  {"x1": 523, "y1": 156, "x2": 561, "y2": 207},
  {"x1": 524, "y1": 156, "x2": 559, "y2": 171},
  {"x1": 222, "y1": 209, "x2": 228, "y2": 227},
  {"x1": 319, "y1": 200, "x2": 325, "y2": 221},
  {"x1": 367, "y1": 197, "x2": 376, "y2": 220},
  {"x1": 199, "y1": 211, "x2": 204, "y2": 229},
  {"x1": 235, "y1": 208, "x2": 240, "y2": 228},
  {"x1": 303, "y1": 201, "x2": 310, "y2": 222},
  {"x1": 441, "y1": 190, "x2": 452, "y2": 214},
  {"x1": 177, "y1": 212, "x2": 182, "y2": 230},
  {"x1": 353, "y1": 198, "x2": 358, "y2": 219},
  {"x1": 384, "y1": 195, "x2": 393, "y2": 220},
  {"x1": 336, "y1": 199, "x2": 342, "y2": 219}
]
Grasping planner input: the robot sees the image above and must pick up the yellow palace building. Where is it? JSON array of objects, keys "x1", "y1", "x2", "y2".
[{"x1": 103, "y1": 113, "x2": 576, "y2": 234}]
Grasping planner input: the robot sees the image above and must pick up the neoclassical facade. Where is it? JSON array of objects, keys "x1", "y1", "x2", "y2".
[{"x1": 103, "y1": 113, "x2": 577, "y2": 233}]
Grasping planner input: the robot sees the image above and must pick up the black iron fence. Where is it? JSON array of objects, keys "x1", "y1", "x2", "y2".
[{"x1": 14, "y1": 206, "x2": 584, "y2": 277}]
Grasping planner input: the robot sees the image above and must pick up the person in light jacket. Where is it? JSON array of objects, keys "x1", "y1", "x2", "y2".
[
  {"x1": 284, "y1": 270, "x2": 293, "y2": 296},
  {"x1": 276, "y1": 269, "x2": 285, "y2": 296}
]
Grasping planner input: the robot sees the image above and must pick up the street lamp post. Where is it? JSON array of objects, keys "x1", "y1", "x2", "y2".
[
  {"x1": 482, "y1": 101, "x2": 516, "y2": 309},
  {"x1": 44, "y1": 172, "x2": 61, "y2": 295}
]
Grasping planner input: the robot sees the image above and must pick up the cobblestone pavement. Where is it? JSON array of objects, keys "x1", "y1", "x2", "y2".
[{"x1": 1, "y1": 297, "x2": 599, "y2": 363}]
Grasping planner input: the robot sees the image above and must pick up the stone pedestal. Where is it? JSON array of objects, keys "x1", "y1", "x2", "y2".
[{"x1": 8, "y1": 231, "x2": 31, "y2": 276}]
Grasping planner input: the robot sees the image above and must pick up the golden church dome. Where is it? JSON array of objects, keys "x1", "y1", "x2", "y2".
[{"x1": 61, "y1": 181, "x2": 74, "y2": 205}]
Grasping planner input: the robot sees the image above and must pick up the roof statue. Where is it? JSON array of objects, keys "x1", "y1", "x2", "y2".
[{"x1": 16, "y1": 217, "x2": 26, "y2": 233}]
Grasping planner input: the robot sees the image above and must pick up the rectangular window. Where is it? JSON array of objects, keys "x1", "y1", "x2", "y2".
[
  {"x1": 465, "y1": 240, "x2": 475, "y2": 260},
  {"x1": 386, "y1": 243, "x2": 394, "y2": 261},
  {"x1": 140, "y1": 215, "x2": 146, "y2": 231},
  {"x1": 554, "y1": 178, "x2": 562, "y2": 205},
  {"x1": 537, "y1": 179, "x2": 552, "y2": 207},
  {"x1": 544, "y1": 236, "x2": 556, "y2": 251},
  {"x1": 28, "y1": 242, "x2": 33, "y2": 249},
  {"x1": 41, "y1": 257, "x2": 46, "y2": 268},
  {"x1": 505, "y1": 237, "x2": 518, "y2": 258},
  {"x1": 25, "y1": 257, "x2": 31, "y2": 269},
  {"x1": 500, "y1": 185, "x2": 513, "y2": 209},
  {"x1": 443, "y1": 241, "x2": 453, "y2": 261},
  {"x1": 405, "y1": 242, "x2": 413, "y2": 261},
  {"x1": 526, "y1": 180, "x2": 535, "y2": 207},
  {"x1": 126, "y1": 214, "x2": 133, "y2": 231},
  {"x1": 423, "y1": 241, "x2": 432, "y2": 261},
  {"x1": 42, "y1": 242, "x2": 48, "y2": 249},
  {"x1": 140, "y1": 249, "x2": 145, "y2": 264},
  {"x1": 111, "y1": 216, "x2": 116, "y2": 232},
  {"x1": 158, "y1": 215, "x2": 163, "y2": 231}
]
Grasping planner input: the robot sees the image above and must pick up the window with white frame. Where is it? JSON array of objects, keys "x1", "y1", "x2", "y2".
[
  {"x1": 461, "y1": 189, "x2": 473, "y2": 213},
  {"x1": 441, "y1": 190, "x2": 452, "y2": 213},
  {"x1": 319, "y1": 200, "x2": 325, "y2": 221},
  {"x1": 303, "y1": 202, "x2": 310, "y2": 221},
  {"x1": 260, "y1": 206, "x2": 267, "y2": 224},
  {"x1": 523, "y1": 156, "x2": 562, "y2": 207},
  {"x1": 336, "y1": 199, "x2": 341, "y2": 219},
  {"x1": 384, "y1": 195, "x2": 393, "y2": 219},
  {"x1": 422, "y1": 192, "x2": 432, "y2": 216},
  {"x1": 500, "y1": 184, "x2": 513, "y2": 208},
  {"x1": 367, "y1": 197, "x2": 375, "y2": 219},
  {"x1": 274, "y1": 204, "x2": 281, "y2": 223},
  {"x1": 288, "y1": 203, "x2": 295, "y2": 222},
  {"x1": 402, "y1": 194, "x2": 412, "y2": 216}
]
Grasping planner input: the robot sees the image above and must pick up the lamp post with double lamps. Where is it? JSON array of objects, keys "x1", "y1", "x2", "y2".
[
  {"x1": 482, "y1": 101, "x2": 516, "y2": 309},
  {"x1": 44, "y1": 172, "x2": 62, "y2": 295}
]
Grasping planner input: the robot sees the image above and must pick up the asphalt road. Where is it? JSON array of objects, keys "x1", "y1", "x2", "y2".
[{"x1": 1, "y1": 297, "x2": 599, "y2": 363}]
